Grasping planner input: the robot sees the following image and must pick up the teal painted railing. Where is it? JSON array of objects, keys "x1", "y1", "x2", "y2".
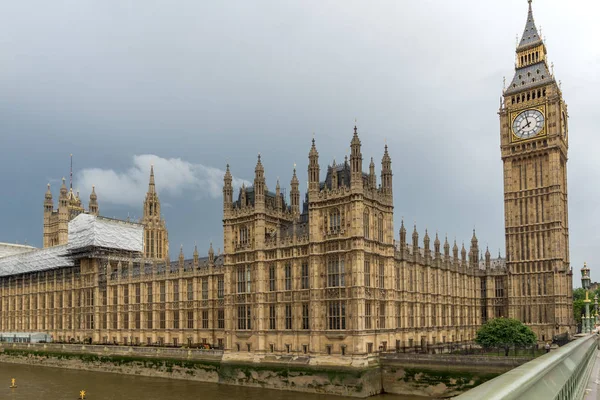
[{"x1": 454, "y1": 335, "x2": 598, "y2": 400}]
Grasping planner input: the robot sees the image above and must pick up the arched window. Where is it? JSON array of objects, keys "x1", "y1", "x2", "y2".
[
  {"x1": 378, "y1": 214, "x2": 384, "y2": 242},
  {"x1": 329, "y1": 209, "x2": 341, "y2": 232},
  {"x1": 363, "y1": 209, "x2": 370, "y2": 239}
]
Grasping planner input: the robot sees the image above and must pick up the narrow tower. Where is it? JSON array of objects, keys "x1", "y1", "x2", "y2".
[
  {"x1": 500, "y1": 0, "x2": 573, "y2": 338},
  {"x1": 142, "y1": 165, "x2": 170, "y2": 261},
  {"x1": 43, "y1": 183, "x2": 54, "y2": 248}
]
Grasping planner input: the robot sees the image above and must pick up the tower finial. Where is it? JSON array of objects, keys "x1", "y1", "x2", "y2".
[{"x1": 70, "y1": 154, "x2": 73, "y2": 190}]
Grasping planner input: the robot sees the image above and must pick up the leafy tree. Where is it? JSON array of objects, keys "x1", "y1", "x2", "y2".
[
  {"x1": 573, "y1": 287, "x2": 586, "y2": 323},
  {"x1": 475, "y1": 318, "x2": 537, "y2": 356}
]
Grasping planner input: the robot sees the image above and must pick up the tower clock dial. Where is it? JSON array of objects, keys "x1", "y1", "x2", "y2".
[{"x1": 512, "y1": 109, "x2": 545, "y2": 139}]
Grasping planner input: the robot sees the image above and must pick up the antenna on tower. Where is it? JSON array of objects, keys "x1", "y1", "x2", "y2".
[{"x1": 70, "y1": 154, "x2": 73, "y2": 189}]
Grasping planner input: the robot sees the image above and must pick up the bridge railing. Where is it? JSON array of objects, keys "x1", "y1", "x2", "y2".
[{"x1": 454, "y1": 334, "x2": 598, "y2": 400}]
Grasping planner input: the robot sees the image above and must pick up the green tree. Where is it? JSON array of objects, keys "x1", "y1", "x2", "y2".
[
  {"x1": 475, "y1": 318, "x2": 537, "y2": 356},
  {"x1": 573, "y1": 287, "x2": 586, "y2": 323}
]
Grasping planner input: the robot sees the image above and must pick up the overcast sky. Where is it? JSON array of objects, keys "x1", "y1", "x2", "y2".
[{"x1": 1, "y1": 1, "x2": 598, "y2": 284}]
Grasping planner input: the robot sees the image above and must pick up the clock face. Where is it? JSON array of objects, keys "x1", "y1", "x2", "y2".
[{"x1": 512, "y1": 109, "x2": 545, "y2": 139}]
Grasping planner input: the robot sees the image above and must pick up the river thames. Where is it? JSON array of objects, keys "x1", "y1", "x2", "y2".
[{"x1": 0, "y1": 363, "x2": 428, "y2": 400}]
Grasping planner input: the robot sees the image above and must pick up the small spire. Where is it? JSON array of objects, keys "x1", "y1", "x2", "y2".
[
  {"x1": 148, "y1": 164, "x2": 156, "y2": 193},
  {"x1": 70, "y1": 153, "x2": 73, "y2": 190}
]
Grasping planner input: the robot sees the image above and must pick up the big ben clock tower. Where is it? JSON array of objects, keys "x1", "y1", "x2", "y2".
[{"x1": 500, "y1": 0, "x2": 574, "y2": 339}]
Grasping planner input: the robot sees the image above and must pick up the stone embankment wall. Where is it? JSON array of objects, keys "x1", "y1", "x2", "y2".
[
  {"x1": 380, "y1": 353, "x2": 531, "y2": 398},
  {"x1": 0, "y1": 343, "x2": 535, "y2": 398},
  {"x1": 0, "y1": 343, "x2": 381, "y2": 398}
]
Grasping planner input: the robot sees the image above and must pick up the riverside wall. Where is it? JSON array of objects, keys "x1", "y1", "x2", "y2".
[
  {"x1": 380, "y1": 353, "x2": 531, "y2": 398},
  {"x1": 0, "y1": 343, "x2": 534, "y2": 398},
  {"x1": 0, "y1": 343, "x2": 381, "y2": 398}
]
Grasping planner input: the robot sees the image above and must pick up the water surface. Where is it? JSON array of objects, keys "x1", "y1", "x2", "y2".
[{"x1": 0, "y1": 362, "x2": 429, "y2": 400}]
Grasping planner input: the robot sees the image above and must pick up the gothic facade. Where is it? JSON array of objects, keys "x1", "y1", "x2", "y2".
[{"x1": 0, "y1": 0, "x2": 575, "y2": 358}]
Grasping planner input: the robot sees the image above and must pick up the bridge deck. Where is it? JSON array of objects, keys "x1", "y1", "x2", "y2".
[{"x1": 585, "y1": 350, "x2": 600, "y2": 399}]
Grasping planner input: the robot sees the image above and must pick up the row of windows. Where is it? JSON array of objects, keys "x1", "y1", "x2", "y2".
[
  {"x1": 268, "y1": 304, "x2": 310, "y2": 330},
  {"x1": 268, "y1": 262, "x2": 310, "y2": 292},
  {"x1": 1, "y1": 309, "x2": 226, "y2": 331},
  {"x1": 1, "y1": 277, "x2": 225, "y2": 312}
]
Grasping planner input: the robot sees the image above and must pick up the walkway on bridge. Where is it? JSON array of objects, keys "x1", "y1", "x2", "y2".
[
  {"x1": 585, "y1": 348, "x2": 600, "y2": 399},
  {"x1": 455, "y1": 334, "x2": 598, "y2": 400}
]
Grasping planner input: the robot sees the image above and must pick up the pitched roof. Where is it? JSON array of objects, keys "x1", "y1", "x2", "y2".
[
  {"x1": 517, "y1": 1, "x2": 543, "y2": 51},
  {"x1": 67, "y1": 214, "x2": 144, "y2": 254},
  {"x1": 504, "y1": 61, "x2": 553, "y2": 95}
]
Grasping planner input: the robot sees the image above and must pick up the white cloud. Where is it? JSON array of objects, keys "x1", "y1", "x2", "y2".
[{"x1": 77, "y1": 154, "x2": 248, "y2": 207}]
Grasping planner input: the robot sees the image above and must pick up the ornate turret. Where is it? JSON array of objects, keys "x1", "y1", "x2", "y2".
[
  {"x1": 178, "y1": 245, "x2": 184, "y2": 268},
  {"x1": 369, "y1": 158, "x2": 376, "y2": 188},
  {"x1": 381, "y1": 144, "x2": 392, "y2": 195},
  {"x1": 254, "y1": 154, "x2": 265, "y2": 205},
  {"x1": 412, "y1": 224, "x2": 419, "y2": 249},
  {"x1": 240, "y1": 183, "x2": 247, "y2": 207},
  {"x1": 350, "y1": 125, "x2": 363, "y2": 188},
  {"x1": 44, "y1": 183, "x2": 53, "y2": 212},
  {"x1": 469, "y1": 229, "x2": 479, "y2": 266},
  {"x1": 59, "y1": 177, "x2": 68, "y2": 207},
  {"x1": 434, "y1": 232, "x2": 441, "y2": 258},
  {"x1": 424, "y1": 229, "x2": 430, "y2": 251},
  {"x1": 223, "y1": 164, "x2": 233, "y2": 211},
  {"x1": 89, "y1": 186, "x2": 98, "y2": 215},
  {"x1": 308, "y1": 138, "x2": 320, "y2": 193},
  {"x1": 485, "y1": 246, "x2": 491, "y2": 268},
  {"x1": 399, "y1": 219, "x2": 407, "y2": 246},
  {"x1": 444, "y1": 235, "x2": 450, "y2": 258},
  {"x1": 331, "y1": 159, "x2": 338, "y2": 189},
  {"x1": 290, "y1": 165, "x2": 300, "y2": 216},
  {"x1": 193, "y1": 242, "x2": 199, "y2": 266},
  {"x1": 275, "y1": 178, "x2": 282, "y2": 209},
  {"x1": 453, "y1": 240, "x2": 459, "y2": 262},
  {"x1": 208, "y1": 242, "x2": 215, "y2": 264},
  {"x1": 461, "y1": 242, "x2": 467, "y2": 263}
]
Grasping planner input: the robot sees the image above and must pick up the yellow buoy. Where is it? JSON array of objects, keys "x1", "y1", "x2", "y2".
[
  {"x1": 10, "y1": 378, "x2": 17, "y2": 388},
  {"x1": 79, "y1": 389, "x2": 86, "y2": 399}
]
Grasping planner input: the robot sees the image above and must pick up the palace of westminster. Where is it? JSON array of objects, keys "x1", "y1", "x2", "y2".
[{"x1": 0, "y1": 1, "x2": 575, "y2": 358}]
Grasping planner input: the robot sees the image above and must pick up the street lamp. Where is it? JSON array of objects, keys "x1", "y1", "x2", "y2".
[
  {"x1": 581, "y1": 262, "x2": 592, "y2": 333},
  {"x1": 595, "y1": 294, "x2": 599, "y2": 327}
]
